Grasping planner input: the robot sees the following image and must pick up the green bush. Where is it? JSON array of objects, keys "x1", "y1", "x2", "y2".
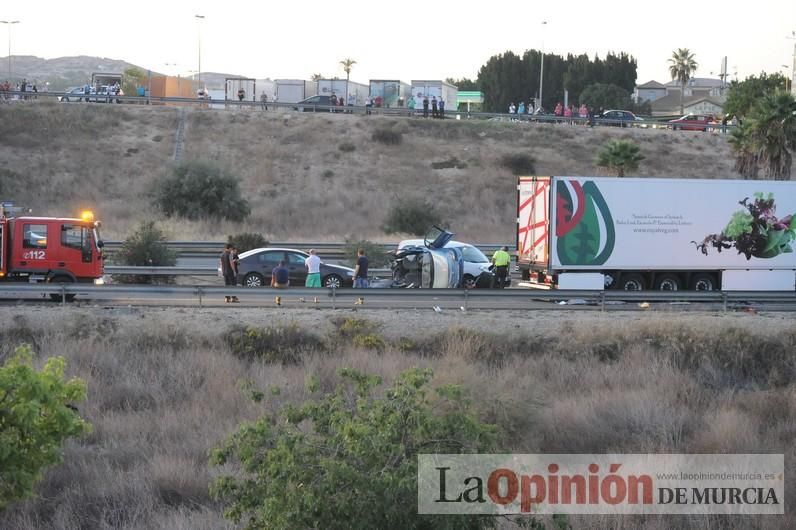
[
  {"x1": 112, "y1": 221, "x2": 177, "y2": 284},
  {"x1": 352, "y1": 333, "x2": 387, "y2": 351},
  {"x1": 210, "y1": 368, "x2": 497, "y2": 530},
  {"x1": 227, "y1": 233, "x2": 268, "y2": 253},
  {"x1": 371, "y1": 127, "x2": 403, "y2": 145},
  {"x1": 342, "y1": 239, "x2": 389, "y2": 268},
  {"x1": 0, "y1": 344, "x2": 90, "y2": 510},
  {"x1": 383, "y1": 197, "x2": 443, "y2": 235},
  {"x1": 500, "y1": 153, "x2": 536, "y2": 175},
  {"x1": 224, "y1": 324, "x2": 324, "y2": 364},
  {"x1": 156, "y1": 161, "x2": 250, "y2": 222}
]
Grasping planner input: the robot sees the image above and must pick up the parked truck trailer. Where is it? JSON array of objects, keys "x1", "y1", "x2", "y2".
[
  {"x1": 517, "y1": 176, "x2": 796, "y2": 291},
  {"x1": 316, "y1": 79, "x2": 369, "y2": 105},
  {"x1": 410, "y1": 80, "x2": 458, "y2": 110}
]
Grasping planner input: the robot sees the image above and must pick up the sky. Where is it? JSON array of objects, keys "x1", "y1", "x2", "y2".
[{"x1": 2, "y1": 0, "x2": 795, "y2": 85}]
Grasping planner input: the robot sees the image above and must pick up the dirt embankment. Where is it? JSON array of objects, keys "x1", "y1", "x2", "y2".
[{"x1": 0, "y1": 102, "x2": 738, "y2": 241}]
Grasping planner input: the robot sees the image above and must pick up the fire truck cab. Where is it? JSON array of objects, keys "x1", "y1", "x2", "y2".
[{"x1": 0, "y1": 205, "x2": 105, "y2": 288}]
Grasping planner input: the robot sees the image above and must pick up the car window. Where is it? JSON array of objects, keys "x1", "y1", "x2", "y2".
[
  {"x1": 257, "y1": 252, "x2": 280, "y2": 265},
  {"x1": 23, "y1": 224, "x2": 48, "y2": 249},
  {"x1": 461, "y1": 245, "x2": 489, "y2": 263},
  {"x1": 287, "y1": 253, "x2": 306, "y2": 265}
]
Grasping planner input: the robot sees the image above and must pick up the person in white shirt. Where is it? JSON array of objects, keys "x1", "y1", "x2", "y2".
[{"x1": 304, "y1": 249, "x2": 322, "y2": 287}]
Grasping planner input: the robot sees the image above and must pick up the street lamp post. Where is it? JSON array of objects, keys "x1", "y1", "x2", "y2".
[
  {"x1": 538, "y1": 21, "x2": 547, "y2": 113},
  {"x1": 1, "y1": 20, "x2": 20, "y2": 81},
  {"x1": 195, "y1": 15, "x2": 205, "y2": 84}
]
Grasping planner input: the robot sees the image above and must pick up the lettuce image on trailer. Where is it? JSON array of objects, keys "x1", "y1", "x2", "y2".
[{"x1": 694, "y1": 193, "x2": 796, "y2": 260}]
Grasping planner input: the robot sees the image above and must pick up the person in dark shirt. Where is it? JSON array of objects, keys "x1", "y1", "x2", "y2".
[
  {"x1": 271, "y1": 260, "x2": 289, "y2": 288},
  {"x1": 353, "y1": 248, "x2": 369, "y2": 288},
  {"x1": 219, "y1": 244, "x2": 237, "y2": 302}
]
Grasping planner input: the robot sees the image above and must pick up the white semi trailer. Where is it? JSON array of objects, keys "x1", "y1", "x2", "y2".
[{"x1": 517, "y1": 176, "x2": 796, "y2": 291}]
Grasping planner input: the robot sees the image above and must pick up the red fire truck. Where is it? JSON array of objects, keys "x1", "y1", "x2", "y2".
[{"x1": 0, "y1": 204, "x2": 105, "y2": 299}]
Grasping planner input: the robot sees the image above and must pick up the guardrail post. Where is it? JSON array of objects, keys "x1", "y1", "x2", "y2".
[
  {"x1": 331, "y1": 286, "x2": 337, "y2": 309},
  {"x1": 722, "y1": 291, "x2": 727, "y2": 312},
  {"x1": 600, "y1": 291, "x2": 605, "y2": 312},
  {"x1": 197, "y1": 287, "x2": 203, "y2": 307},
  {"x1": 464, "y1": 288, "x2": 469, "y2": 311},
  {"x1": 61, "y1": 285, "x2": 66, "y2": 308}
]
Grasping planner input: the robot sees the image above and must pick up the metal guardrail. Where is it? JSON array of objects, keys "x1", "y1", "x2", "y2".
[
  {"x1": 104, "y1": 265, "x2": 392, "y2": 276},
  {"x1": 1, "y1": 284, "x2": 793, "y2": 311},
  {"x1": 101, "y1": 241, "x2": 514, "y2": 259},
  {"x1": 2, "y1": 90, "x2": 735, "y2": 133}
]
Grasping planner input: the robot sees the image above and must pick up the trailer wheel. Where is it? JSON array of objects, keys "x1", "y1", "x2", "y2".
[
  {"x1": 619, "y1": 273, "x2": 646, "y2": 291},
  {"x1": 48, "y1": 275, "x2": 76, "y2": 302},
  {"x1": 690, "y1": 273, "x2": 716, "y2": 291},
  {"x1": 654, "y1": 273, "x2": 682, "y2": 291}
]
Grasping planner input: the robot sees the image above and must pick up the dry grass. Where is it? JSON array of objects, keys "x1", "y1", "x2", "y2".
[
  {"x1": 0, "y1": 102, "x2": 750, "y2": 242},
  {"x1": 0, "y1": 309, "x2": 794, "y2": 529}
]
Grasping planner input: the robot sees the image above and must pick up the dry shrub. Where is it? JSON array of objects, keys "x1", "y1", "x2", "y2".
[
  {"x1": 371, "y1": 127, "x2": 402, "y2": 145},
  {"x1": 224, "y1": 323, "x2": 324, "y2": 363}
]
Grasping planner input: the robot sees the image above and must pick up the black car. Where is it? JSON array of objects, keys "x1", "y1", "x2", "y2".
[
  {"x1": 294, "y1": 95, "x2": 335, "y2": 112},
  {"x1": 598, "y1": 110, "x2": 643, "y2": 128},
  {"x1": 235, "y1": 247, "x2": 354, "y2": 288}
]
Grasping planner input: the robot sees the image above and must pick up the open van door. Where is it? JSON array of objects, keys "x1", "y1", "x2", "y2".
[{"x1": 424, "y1": 226, "x2": 454, "y2": 249}]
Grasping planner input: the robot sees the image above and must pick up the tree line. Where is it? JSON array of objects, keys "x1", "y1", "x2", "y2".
[{"x1": 448, "y1": 50, "x2": 638, "y2": 113}]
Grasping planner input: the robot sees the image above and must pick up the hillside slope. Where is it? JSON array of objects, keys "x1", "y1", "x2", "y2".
[{"x1": 0, "y1": 102, "x2": 744, "y2": 242}]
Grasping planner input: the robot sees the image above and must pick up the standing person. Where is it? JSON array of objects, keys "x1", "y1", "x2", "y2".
[
  {"x1": 229, "y1": 246, "x2": 240, "y2": 303},
  {"x1": 563, "y1": 105, "x2": 573, "y2": 124},
  {"x1": 219, "y1": 244, "x2": 236, "y2": 303},
  {"x1": 554, "y1": 102, "x2": 563, "y2": 117},
  {"x1": 260, "y1": 91, "x2": 268, "y2": 110},
  {"x1": 422, "y1": 95, "x2": 429, "y2": 118},
  {"x1": 237, "y1": 87, "x2": 246, "y2": 102},
  {"x1": 271, "y1": 260, "x2": 290, "y2": 289},
  {"x1": 353, "y1": 248, "x2": 369, "y2": 288},
  {"x1": 438, "y1": 97, "x2": 445, "y2": 119},
  {"x1": 304, "y1": 249, "x2": 322, "y2": 288},
  {"x1": 407, "y1": 95, "x2": 415, "y2": 116},
  {"x1": 518, "y1": 101, "x2": 525, "y2": 115},
  {"x1": 348, "y1": 93, "x2": 355, "y2": 113},
  {"x1": 431, "y1": 96, "x2": 438, "y2": 118},
  {"x1": 530, "y1": 98, "x2": 536, "y2": 114},
  {"x1": 578, "y1": 103, "x2": 588, "y2": 123},
  {"x1": 491, "y1": 245, "x2": 511, "y2": 289},
  {"x1": 330, "y1": 93, "x2": 338, "y2": 113},
  {"x1": 509, "y1": 102, "x2": 516, "y2": 115}
]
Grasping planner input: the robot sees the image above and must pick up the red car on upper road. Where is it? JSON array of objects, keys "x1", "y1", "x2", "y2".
[{"x1": 668, "y1": 113, "x2": 716, "y2": 132}]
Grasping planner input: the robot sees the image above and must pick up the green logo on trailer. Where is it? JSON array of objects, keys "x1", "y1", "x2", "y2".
[{"x1": 556, "y1": 180, "x2": 615, "y2": 265}]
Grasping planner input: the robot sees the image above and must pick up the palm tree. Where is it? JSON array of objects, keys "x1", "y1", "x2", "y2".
[
  {"x1": 749, "y1": 92, "x2": 796, "y2": 180},
  {"x1": 310, "y1": 73, "x2": 323, "y2": 82},
  {"x1": 668, "y1": 48, "x2": 698, "y2": 115},
  {"x1": 595, "y1": 139, "x2": 645, "y2": 177},
  {"x1": 728, "y1": 122, "x2": 760, "y2": 179},
  {"x1": 339, "y1": 58, "x2": 357, "y2": 104}
]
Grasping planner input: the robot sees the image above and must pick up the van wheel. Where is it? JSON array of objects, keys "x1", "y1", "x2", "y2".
[
  {"x1": 49, "y1": 275, "x2": 76, "y2": 302},
  {"x1": 654, "y1": 273, "x2": 682, "y2": 291},
  {"x1": 690, "y1": 273, "x2": 716, "y2": 291},
  {"x1": 619, "y1": 273, "x2": 646, "y2": 291}
]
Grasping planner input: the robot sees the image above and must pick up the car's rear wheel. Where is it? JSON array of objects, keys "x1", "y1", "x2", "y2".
[
  {"x1": 323, "y1": 274, "x2": 343, "y2": 289},
  {"x1": 244, "y1": 273, "x2": 264, "y2": 287},
  {"x1": 463, "y1": 274, "x2": 477, "y2": 289}
]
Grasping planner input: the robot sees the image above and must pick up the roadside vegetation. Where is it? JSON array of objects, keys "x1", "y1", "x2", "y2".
[{"x1": 0, "y1": 311, "x2": 794, "y2": 529}]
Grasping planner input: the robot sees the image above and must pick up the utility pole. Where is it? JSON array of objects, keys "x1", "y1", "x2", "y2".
[
  {"x1": 538, "y1": 21, "x2": 547, "y2": 113},
  {"x1": 788, "y1": 31, "x2": 796, "y2": 95},
  {"x1": 1, "y1": 20, "x2": 20, "y2": 81},
  {"x1": 195, "y1": 15, "x2": 205, "y2": 84}
]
